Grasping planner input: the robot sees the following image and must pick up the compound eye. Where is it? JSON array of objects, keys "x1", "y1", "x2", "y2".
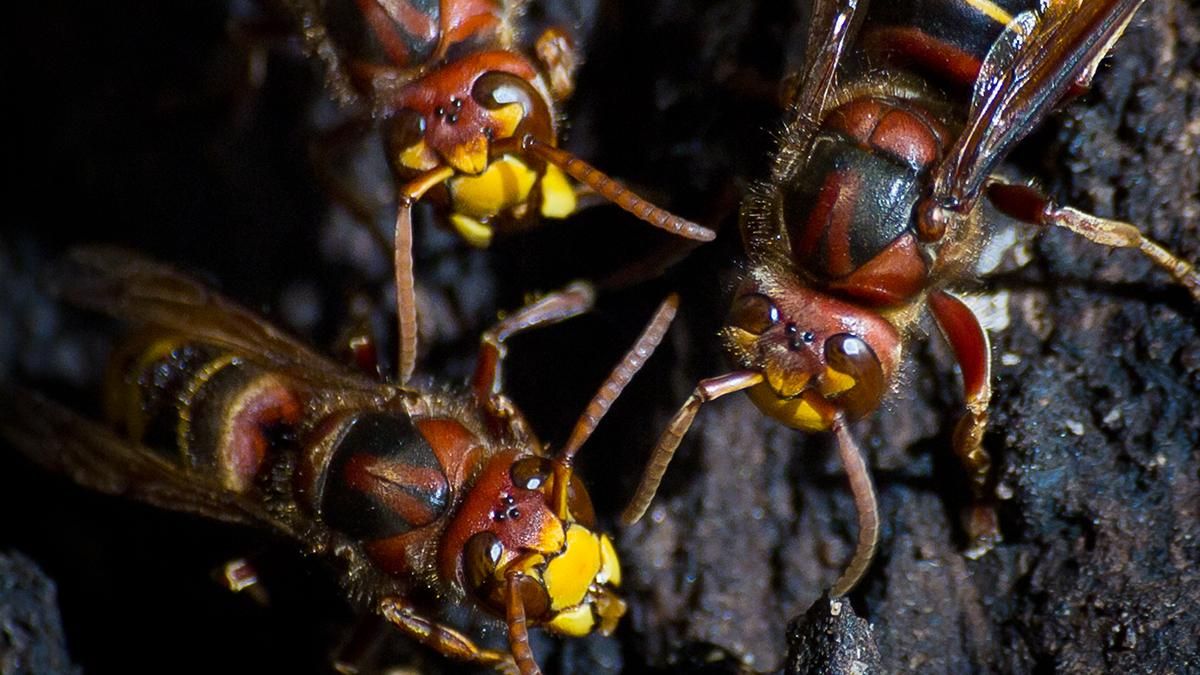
[
  {"x1": 510, "y1": 457, "x2": 553, "y2": 491},
  {"x1": 728, "y1": 293, "x2": 779, "y2": 335},
  {"x1": 824, "y1": 334, "x2": 885, "y2": 419},
  {"x1": 463, "y1": 531, "x2": 504, "y2": 594},
  {"x1": 510, "y1": 572, "x2": 551, "y2": 621},
  {"x1": 386, "y1": 108, "x2": 426, "y2": 151},
  {"x1": 565, "y1": 474, "x2": 596, "y2": 528},
  {"x1": 471, "y1": 71, "x2": 536, "y2": 111}
]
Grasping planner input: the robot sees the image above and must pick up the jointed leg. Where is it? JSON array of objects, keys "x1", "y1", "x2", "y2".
[
  {"x1": 213, "y1": 557, "x2": 270, "y2": 607},
  {"x1": 928, "y1": 290, "x2": 1000, "y2": 559},
  {"x1": 621, "y1": 370, "x2": 764, "y2": 525},
  {"x1": 534, "y1": 27, "x2": 578, "y2": 101},
  {"x1": 989, "y1": 182, "x2": 1200, "y2": 302},
  {"x1": 557, "y1": 295, "x2": 679, "y2": 465},
  {"x1": 505, "y1": 573, "x2": 542, "y2": 675},
  {"x1": 334, "y1": 291, "x2": 390, "y2": 379},
  {"x1": 471, "y1": 283, "x2": 596, "y2": 417},
  {"x1": 277, "y1": 0, "x2": 361, "y2": 106},
  {"x1": 379, "y1": 596, "x2": 518, "y2": 675},
  {"x1": 551, "y1": 295, "x2": 679, "y2": 518}
]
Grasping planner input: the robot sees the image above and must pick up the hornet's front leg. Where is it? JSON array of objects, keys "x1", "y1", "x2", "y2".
[
  {"x1": 929, "y1": 290, "x2": 1000, "y2": 559},
  {"x1": 621, "y1": 371, "x2": 764, "y2": 525},
  {"x1": 471, "y1": 283, "x2": 596, "y2": 431},
  {"x1": 378, "y1": 596, "x2": 518, "y2": 674}
]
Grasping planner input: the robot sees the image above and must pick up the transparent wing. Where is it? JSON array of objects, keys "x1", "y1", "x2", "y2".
[
  {"x1": 0, "y1": 387, "x2": 293, "y2": 534},
  {"x1": 752, "y1": 0, "x2": 867, "y2": 265},
  {"x1": 59, "y1": 246, "x2": 380, "y2": 392},
  {"x1": 929, "y1": 0, "x2": 1147, "y2": 210},
  {"x1": 774, "y1": 0, "x2": 866, "y2": 182}
]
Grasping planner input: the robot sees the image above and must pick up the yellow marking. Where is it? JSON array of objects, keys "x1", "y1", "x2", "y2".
[
  {"x1": 819, "y1": 366, "x2": 857, "y2": 398},
  {"x1": 447, "y1": 155, "x2": 538, "y2": 219},
  {"x1": 597, "y1": 534, "x2": 621, "y2": 587},
  {"x1": 534, "y1": 514, "x2": 567, "y2": 556},
  {"x1": 507, "y1": 553, "x2": 547, "y2": 579},
  {"x1": 397, "y1": 140, "x2": 439, "y2": 172},
  {"x1": 494, "y1": 517, "x2": 567, "y2": 574},
  {"x1": 723, "y1": 325, "x2": 753, "y2": 345},
  {"x1": 747, "y1": 383, "x2": 832, "y2": 432},
  {"x1": 548, "y1": 603, "x2": 595, "y2": 636},
  {"x1": 538, "y1": 164, "x2": 577, "y2": 219},
  {"x1": 445, "y1": 136, "x2": 490, "y2": 175},
  {"x1": 765, "y1": 365, "x2": 811, "y2": 399},
  {"x1": 963, "y1": 0, "x2": 1013, "y2": 25},
  {"x1": 176, "y1": 353, "x2": 239, "y2": 465},
  {"x1": 113, "y1": 336, "x2": 184, "y2": 441},
  {"x1": 488, "y1": 102, "x2": 525, "y2": 139},
  {"x1": 543, "y1": 524, "x2": 601, "y2": 611},
  {"x1": 216, "y1": 372, "x2": 288, "y2": 493},
  {"x1": 450, "y1": 213, "x2": 495, "y2": 247}
]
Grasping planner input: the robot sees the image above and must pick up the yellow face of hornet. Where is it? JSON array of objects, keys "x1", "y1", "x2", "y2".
[
  {"x1": 447, "y1": 453, "x2": 626, "y2": 636},
  {"x1": 385, "y1": 54, "x2": 578, "y2": 247},
  {"x1": 491, "y1": 521, "x2": 625, "y2": 637},
  {"x1": 722, "y1": 275, "x2": 897, "y2": 431}
]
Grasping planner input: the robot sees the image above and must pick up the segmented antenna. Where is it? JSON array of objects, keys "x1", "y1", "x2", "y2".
[
  {"x1": 522, "y1": 136, "x2": 716, "y2": 242},
  {"x1": 829, "y1": 417, "x2": 879, "y2": 596},
  {"x1": 620, "y1": 370, "x2": 763, "y2": 525},
  {"x1": 557, "y1": 294, "x2": 680, "y2": 466}
]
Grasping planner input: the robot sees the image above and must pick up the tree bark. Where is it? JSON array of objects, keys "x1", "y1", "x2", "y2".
[{"x1": 2, "y1": 1, "x2": 1197, "y2": 674}]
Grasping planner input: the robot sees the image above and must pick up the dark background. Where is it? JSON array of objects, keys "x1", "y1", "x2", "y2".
[{"x1": 2, "y1": 1, "x2": 1198, "y2": 673}]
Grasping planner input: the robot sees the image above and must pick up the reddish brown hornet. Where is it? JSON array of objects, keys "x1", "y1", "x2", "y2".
[
  {"x1": 277, "y1": 0, "x2": 715, "y2": 382},
  {"x1": 0, "y1": 248, "x2": 678, "y2": 674},
  {"x1": 623, "y1": 0, "x2": 1199, "y2": 596}
]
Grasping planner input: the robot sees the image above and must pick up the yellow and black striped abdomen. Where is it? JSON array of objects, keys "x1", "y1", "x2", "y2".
[
  {"x1": 105, "y1": 334, "x2": 303, "y2": 493},
  {"x1": 863, "y1": 0, "x2": 1037, "y2": 88}
]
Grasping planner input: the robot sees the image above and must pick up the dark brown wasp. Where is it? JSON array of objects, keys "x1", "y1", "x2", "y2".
[
  {"x1": 622, "y1": 0, "x2": 1200, "y2": 596},
  {"x1": 274, "y1": 0, "x2": 715, "y2": 382},
  {"x1": 0, "y1": 248, "x2": 678, "y2": 674}
]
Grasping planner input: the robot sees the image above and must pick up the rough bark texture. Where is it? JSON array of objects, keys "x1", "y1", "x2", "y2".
[
  {"x1": 785, "y1": 595, "x2": 880, "y2": 675},
  {"x1": 0, "y1": 553, "x2": 79, "y2": 675},
  {"x1": 2, "y1": 1, "x2": 1197, "y2": 674}
]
